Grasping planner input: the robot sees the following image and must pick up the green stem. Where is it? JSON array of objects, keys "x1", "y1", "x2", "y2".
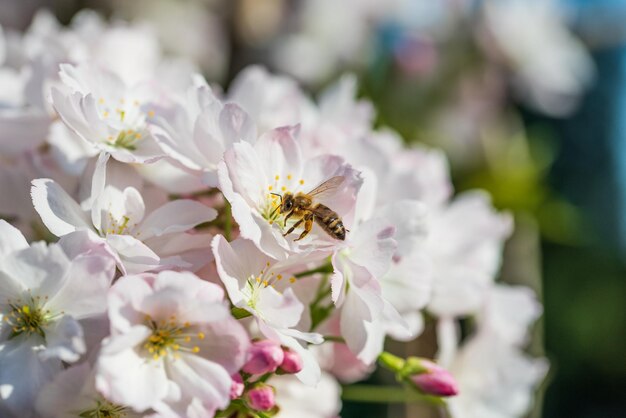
[
  {"x1": 231, "y1": 307, "x2": 252, "y2": 319},
  {"x1": 378, "y1": 351, "x2": 405, "y2": 373},
  {"x1": 310, "y1": 279, "x2": 332, "y2": 307},
  {"x1": 224, "y1": 201, "x2": 232, "y2": 241},
  {"x1": 322, "y1": 335, "x2": 345, "y2": 343},
  {"x1": 341, "y1": 385, "x2": 446, "y2": 406},
  {"x1": 295, "y1": 262, "x2": 333, "y2": 278}
]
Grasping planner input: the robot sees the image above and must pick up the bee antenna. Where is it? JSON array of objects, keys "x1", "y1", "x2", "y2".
[{"x1": 269, "y1": 193, "x2": 282, "y2": 218}]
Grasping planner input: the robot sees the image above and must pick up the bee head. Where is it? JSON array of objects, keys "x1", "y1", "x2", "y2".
[{"x1": 281, "y1": 193, "x2": 295, "y2": 212}]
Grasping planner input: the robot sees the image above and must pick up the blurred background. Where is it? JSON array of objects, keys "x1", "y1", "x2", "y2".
[{"x1": 1, "y1": 0, "x2": 625, "y2": 417}]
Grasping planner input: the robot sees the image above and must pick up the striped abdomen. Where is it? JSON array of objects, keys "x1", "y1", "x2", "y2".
[{"x1": 313, "y1": 204, "x2": 346, "y2": 240}]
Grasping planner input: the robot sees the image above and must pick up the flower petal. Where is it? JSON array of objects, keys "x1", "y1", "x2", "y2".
[
  {"x1": 0, "y1": 339, "x2": 62, "y2": 418},
  {"x1": 135, "y1": 200, "x2": 217, "y2": 239},
  {"x1": 39, "y1": 315, "x2": 86, "y2": 363},
  {"x1": 31, "y1": 178, "x2": 92, "y2": 237},
  {"x1": 0, "y1": 220, "x2": 28, "y2": 260}
]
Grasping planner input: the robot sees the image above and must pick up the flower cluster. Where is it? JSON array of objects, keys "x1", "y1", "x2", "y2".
[{"x1": 0, "y1": 10, "x2": 546, "y2": 418}]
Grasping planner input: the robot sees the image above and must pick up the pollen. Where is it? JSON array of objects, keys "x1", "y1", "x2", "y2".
[
  {"x1": 268, "y1": 185, "x2": 273, "y2": 191},
  {"x1": 299, "y1": 179, "x2": 305, "y2": 185},
  {"x1": 281, "y1": 186, "x2": 287, "y2": 192},
  {"x1": 289, "y1": 277, "x2": 297, "y2": 283},
  {"x1": 103, "y1": 111, "x2": 109, "y2": 118},
  {"x1": 83, "y1": 400, "x2": 130, "y2": 417},
  {"x1": 148, "y1": 110, "x2": 155, "y2": 118},
  {"x1": 287, "y1": 174, "x2": 292, "y2": 180},
  {"x1": 143, "y1": 317, "x2": 204, "y2": 361},
  {"x1": 275, "y1": 175, "x2": 280, "y2": 181},
  {"x1": 98, "y1": 97, "x2": 105, "y2": 104},
  {"x1": 5, "y1": 295, "x2": 54, "y2": 338},
  {"x1": 277, "y1": 274, "x2": 283, "y2": 280}
]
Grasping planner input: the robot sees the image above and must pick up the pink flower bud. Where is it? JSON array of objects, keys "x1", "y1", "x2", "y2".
[
  {"x1": 230, "y1": 373, "x2": 244, "y2": 400},
  {"x1": 410, "y1": 360, "x2": 458, "y2": 397},
  {"x1": 279, "y1": 348, "x2": 303, "y2": 374},
  {"x1": 242, "y1": 340, "x2": 284, "y2": 375},
  {"x1": 246, "y1": 385, "x2": 275, "y2": 411}
]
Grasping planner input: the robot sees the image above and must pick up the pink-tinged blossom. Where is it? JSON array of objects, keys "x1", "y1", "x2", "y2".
[
  {"x1": 212, "y1": 235, "x2": 323, "y2": 385},
  {"x1": 50, "y1": 63, "x2": 165, "y2": 164},
  {"x1": 230, "y1": 373, "x2": 245, "y2": 400},
  {"x1": 331, "y1": 217, "x2": 411, "y2": 364},
  {"x1": 409, "y1": 360, "x2": 458, "y2": 397},
  {"x1": 217, "y1": 126, "x2": 362, "y2": 259},
  {"x1": 243, "y1": 339, "x2": 284, "y2": 375},
  {"x1": 427, "y1": 191, "x2": 513, "y2": 317},
  {"x1": 380, "y1": 248, "x2": 432, "y2": 341},
  {"x1": 356, "y1": 140, "x2": 510, "y2": 320},
  {"x1": 446, "y1": 333, "x2": 548, "y2": 418},
  {"x1": 312, "y1": 313, "x2": 374, "y2": 384},
  {"x1": 227, "y1": 65, "x2": 314, "y2": 136},
  {"x1": 35, "y1": 363, "x2": 141, "y2": 418},
  {"x1": 31, "y1": 154, "x2": 217, "y2": 274},
  {"x1": 0, "y1": 222, "x2": 115, "y2": 418},
  {"x1": 246, "y1": 384, "x2": 276, "y2": 411},
  {"x1": 227, "y1": 67, "x2": 373, "y2": 158},
  {"x1": 95, "y1": 271, "x2": 250, "y2": 417},
  {"x1": 151, "y1": 78, "x2": 256, "y2": 186},
  {"x1": 280, "y1": 348, "x2": 304, "y2": 374},
  {"x1": 438, "y1": 283, "x2": 548, "y2": 418},
  {"x1": 477, "y1": 284, "x2": 543, "y2": 347}
]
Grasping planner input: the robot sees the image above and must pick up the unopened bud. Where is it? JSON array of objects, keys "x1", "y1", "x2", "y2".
[
  {"x1": 230, "y1": 373, "x2": 244, "y2": 400},
  {"x1": 246, "y1": 384, "x2": 276, "y2": 411},
  {"x1": 279, "y1": 348, "x2": 303, "y2": 374},
  {"x1": 409, "y1": 360, "x2": 458, "y2": 397},
  {"x1": 243, "y1": 340, "x2": 284, "y2": 375}
]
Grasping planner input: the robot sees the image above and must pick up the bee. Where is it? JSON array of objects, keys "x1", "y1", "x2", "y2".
[{"x1": 271, "y1": 176, "x2": 347, "y2": 241}]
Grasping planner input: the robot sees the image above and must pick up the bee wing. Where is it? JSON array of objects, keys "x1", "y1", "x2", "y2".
[{"x1": 307, "y1": 176, "x2": 346, "y2": 200}]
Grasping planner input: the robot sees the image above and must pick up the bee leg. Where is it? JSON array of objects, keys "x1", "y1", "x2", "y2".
[
  {"x1": 284, "y1": 210, "x2": 294, "y2": 227},
  {"x1": 283, "y1": 218, "x2": 304, "y2": 237},
  {"x1": 294, "y1": 217, "x2": 313, "y2": 241}
]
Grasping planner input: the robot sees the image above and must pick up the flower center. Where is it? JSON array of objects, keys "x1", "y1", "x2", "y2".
[
  {"x1": 97, "y1": 97, "x2": 151, "y2": 151},
  {"x1": 142, "y1": 315, "x2": 205, "y2": 361},
  {"x1": 104, "y1": 214, "x2": 134, "y2": 236},
  {"x1": 260, "y1": 173, "x2": 306, "y2": 226},
  {"x1": 244, "y1": 262, "x2": 296, "y2": 310},
  {"x1": 77, "y1": 399, "x2": 129, "y2": 418},
  {"x1": 3, "y1": 295, "x2": 57, "y2": 339},
  {"x1": 107, "y1": 129, "x2": 143, "y2": 151}
]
